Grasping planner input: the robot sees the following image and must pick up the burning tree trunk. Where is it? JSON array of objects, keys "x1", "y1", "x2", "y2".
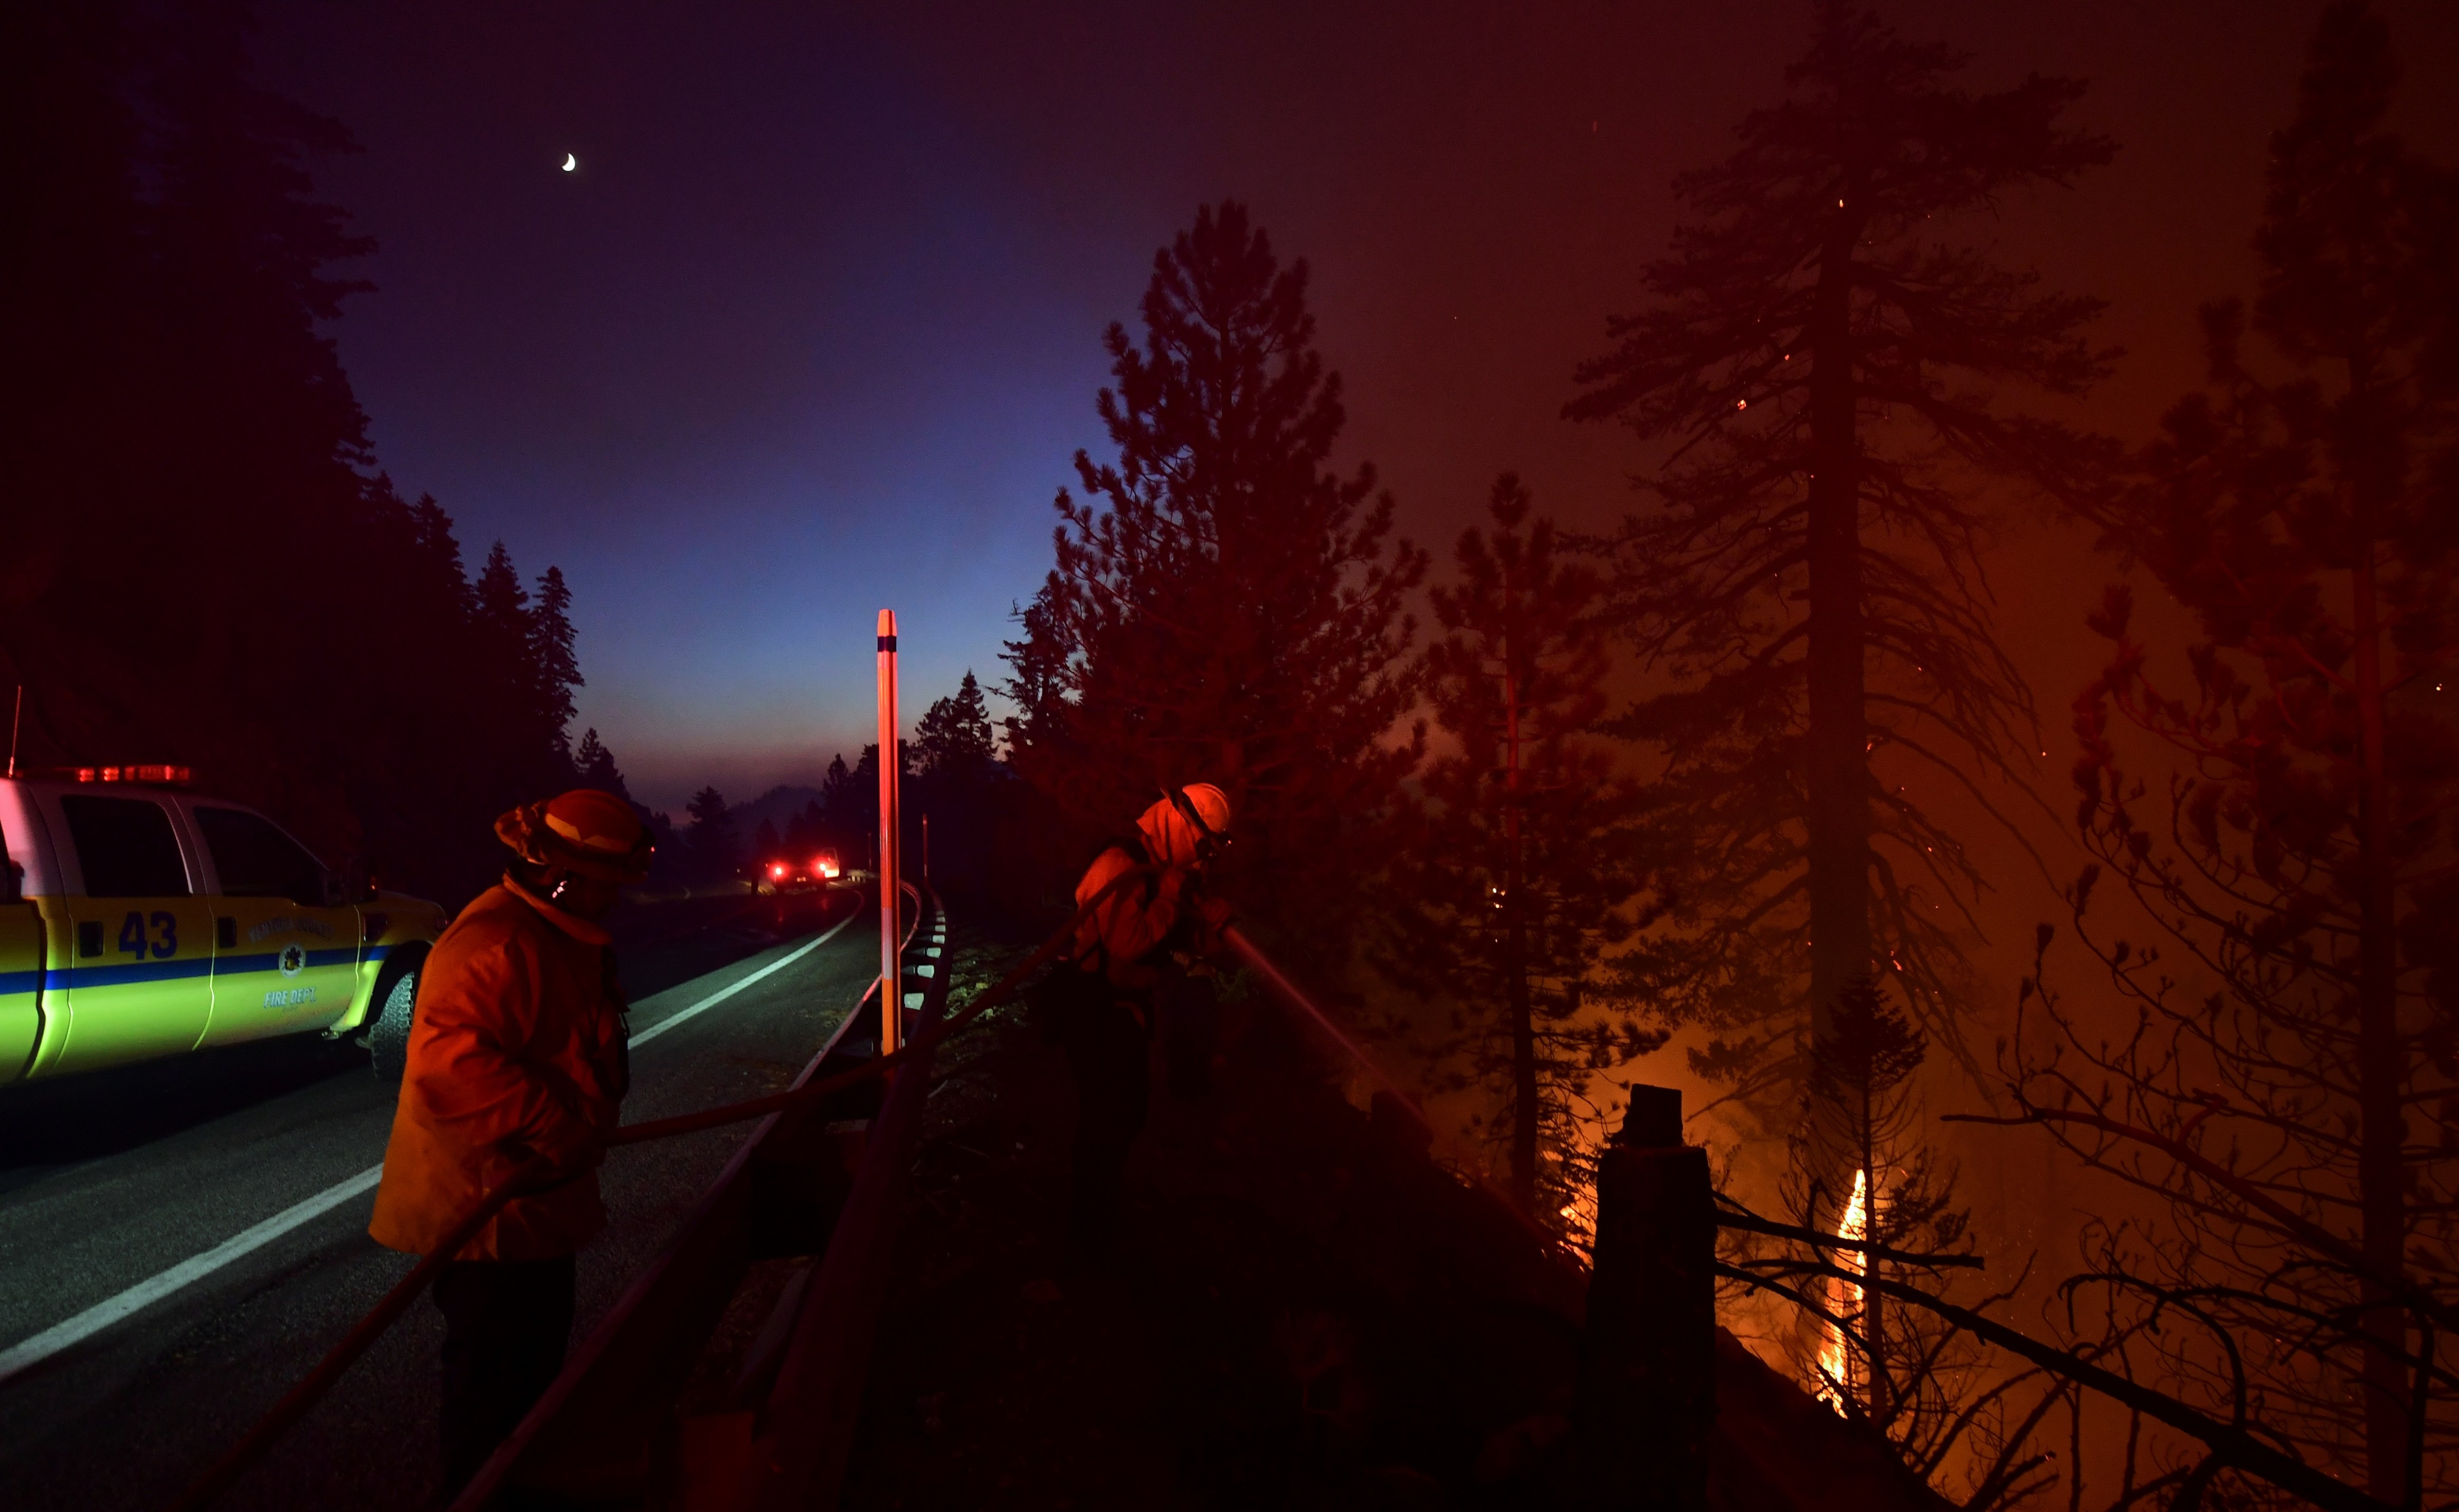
[{"x1": 1794, "y1": 975, "x2": 1965, "y2": 1438}]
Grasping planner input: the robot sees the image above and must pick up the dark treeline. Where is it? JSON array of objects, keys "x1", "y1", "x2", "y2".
[
  {"x1": 672, "y1": 670, "x2": 1018, "y2": 906},
  {"x1": 998, "y1": 4, "x2": 2458, "y2": 1507},
  {"x1": 2, "y1": 3, "x2": 607, "y2": 906}
]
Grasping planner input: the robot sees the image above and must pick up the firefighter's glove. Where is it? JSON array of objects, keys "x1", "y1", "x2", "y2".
[{"x1": 1191, "y1": 892, "x2": 1236, "y2": 953}]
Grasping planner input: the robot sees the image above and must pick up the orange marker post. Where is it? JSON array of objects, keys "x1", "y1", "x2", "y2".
[{"x1": 876, "y1": 609, "x2": 901, "y2": 1055}]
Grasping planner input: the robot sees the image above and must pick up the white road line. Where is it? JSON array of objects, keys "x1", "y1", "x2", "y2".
[
  {"x1": 0, "y1": 1167, "x2": 382, "y2": 1386},
  {"x1": 0, "y1": 906, "x2": 861, "y2": 1387},
  {"x1": 627, "y1": 905, "x2": 857, "y2": 1051}
]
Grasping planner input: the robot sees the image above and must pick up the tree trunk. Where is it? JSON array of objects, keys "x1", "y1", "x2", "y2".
[
  {"x1": 1805, "y1": 196, "x2": 1872, "y2": 1048},
  {"x1": 1505, "y1": 664, "x2": 1537, "y2": 1212},
  {"x1": 2350, "y1": 509, "x2": 2409, "y2": 1507},
  {"x1": 1863, "y1": 1083, "x2": 1888, "y2": 1429}
]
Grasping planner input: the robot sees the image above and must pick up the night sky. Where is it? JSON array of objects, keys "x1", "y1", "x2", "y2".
[{"x1": 249, "y1": 1, "x2": 2459, "y2": 815}]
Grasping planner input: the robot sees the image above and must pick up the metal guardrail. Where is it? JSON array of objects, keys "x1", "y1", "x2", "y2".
[
  {"x1": 447, "y1": 880, "x2": 939, "y2": 1511},
  {"x1": 725, "y1": 888, "x2": 950, "y2": 1511}
]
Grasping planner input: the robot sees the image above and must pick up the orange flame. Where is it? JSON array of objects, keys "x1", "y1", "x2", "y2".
[{"x1": 1815, "y1": 1168, "x2": 1868, "y2": 1413}]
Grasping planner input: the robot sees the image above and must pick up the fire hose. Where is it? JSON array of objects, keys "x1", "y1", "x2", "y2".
[
  {"x1": 168, "y1": 867, "x2": 1152, "y2": 1512},
  {"x1": 1220, "y1": 926, "x2": 1572, "y2": 1259}
]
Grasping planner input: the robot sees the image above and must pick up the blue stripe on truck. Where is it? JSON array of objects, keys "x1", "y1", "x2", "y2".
[{"x1": 0, "y1": 944, "x2": 388, "y2": 994}]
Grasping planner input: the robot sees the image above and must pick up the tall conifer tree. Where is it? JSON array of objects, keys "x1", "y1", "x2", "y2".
[
  {"x1": 1005, "y1": 202, "x2": 1426, "y2": 958},
  {"x1": 1383, "y1": 477, "x2": 1656, "y2": 1219},
  {"x1": 2036, "y1": 5, "x2": 2459, "y2": 1498},
  {"x1": 528, "y1": 564, "x2": 582, "y2": 771},
  {"x1": 575, "y1": 728, "x2": 629, "y2": 800},
  {"x1": 1566, "y1": 4, "x2": 2115, "y2": 1119},
  {"x1": 916, "y1": 671, "x2": 997, "y2": 778},
  {"x1": 685, "y1": 786, "x2": 737, "y2": 879},
  {"x1": 0, "y1": 4, "x2": 592, "y2": 906}
]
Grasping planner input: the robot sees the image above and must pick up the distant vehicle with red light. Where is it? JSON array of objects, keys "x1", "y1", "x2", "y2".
[{"x1": 754, "y1": 849, "x2": 840, "y2": 895}]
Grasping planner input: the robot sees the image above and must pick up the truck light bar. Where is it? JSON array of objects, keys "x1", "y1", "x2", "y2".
[{"x1": 73, "y1": 764, "x2": 194, "y2": 785}]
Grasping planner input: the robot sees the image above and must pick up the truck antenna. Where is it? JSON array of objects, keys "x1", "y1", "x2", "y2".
[{"x1": 6, "y1": 685, "x2": 19, "y2": 779}]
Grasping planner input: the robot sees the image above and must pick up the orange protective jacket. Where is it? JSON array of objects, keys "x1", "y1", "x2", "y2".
[
  {"x1": 1072, "y1": 843, "x2": 1186, "y2": 992},
  {"x1": 369, "y1": 880, "x2": 629, "y2": 1261},
  {"x1": 1072, "y1": 839, "x2": 1228, "y2": 994}
]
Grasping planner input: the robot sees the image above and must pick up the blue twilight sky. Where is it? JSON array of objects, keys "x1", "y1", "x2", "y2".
[{"x1": 248, "y1": 0, "x2": 2459, "y2": 813}]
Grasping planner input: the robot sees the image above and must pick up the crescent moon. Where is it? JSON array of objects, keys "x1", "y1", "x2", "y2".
[{"x1": 562, "y1": 153, "x2": 577, "y2": 172}]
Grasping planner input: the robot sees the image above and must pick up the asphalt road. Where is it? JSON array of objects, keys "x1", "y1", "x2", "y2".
[{"x1": 0, "y1": 883, "x2": 876, "y2": 1511}]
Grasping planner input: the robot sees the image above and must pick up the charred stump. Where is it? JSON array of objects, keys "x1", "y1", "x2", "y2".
[{"x1": 1574, "y1": 1084, "x2": 1714, "y2": 1511}]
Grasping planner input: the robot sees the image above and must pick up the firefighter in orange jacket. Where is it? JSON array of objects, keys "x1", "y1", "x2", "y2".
[
  {"x1": 370, "y1": 788, "x2": 652, "y2": 1491},
  {"x1": 1062, "y1": 783, "x2": 1233, "y2": 1251}
]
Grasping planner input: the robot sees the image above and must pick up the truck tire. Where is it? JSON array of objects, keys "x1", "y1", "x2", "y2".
[{"x1": 366, "y1": 948, "x2": 427, "y2": 1087}]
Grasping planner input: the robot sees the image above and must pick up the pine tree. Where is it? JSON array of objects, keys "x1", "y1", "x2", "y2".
[
  {"x1": 472, "y1": 543, "x2": 532, "y2": 687},
  {"x1": 913, "y1": 671, "x2": 1008, "y2": 898},
  {"x1": 819, "y1": 754, "x2": 862, "y2": 839},
  {"x1": 0, "y1": 6, "x2": 597, "y2": 909},
  {"x1": 467, "y1": 542, "x2": 541, "y2": 813},
  {"x1": 1565, "y1": 3, "x2": 2115, "y2": 1121},
  {"x1": 1382, "y1": 476, "x2": 1657, "y2": 1221},
  {"x1": 1004, "y1": 201, "x2": 1427, "y2": 961},
  {"x1": 2037, "y1": 6, "x2": 2459, "y2": 1498},
  {"x1": 1, "y1": 2, "x2": 148, "y2": 683},
  {"x1": 916, "y1": 670, "x2": 997, "y2": 778},
  {"x1": 5, "y1": 0, "x2": 375, "y2": 836},
  {"x1": 349, "y1": 484, "x2": 492, "y2": 892},
  {"x1": 146, "y1": 0, "x2": 374, "y2": 743},
  {"x1": 684, "y1": 786, "x2": 737, "y2": 880},
  {"x1": 783, "y1": 798, "x2": 828, "y2": 860},
  {"x1": 575, "y1": 727, "x2": 630, "y2": 800},
  {"x1": 528, "y1": 565, "x2": 582, "y2": 771},
  {"x1": 998, "y1": 590, "x2": 1074, "y2": 754}
]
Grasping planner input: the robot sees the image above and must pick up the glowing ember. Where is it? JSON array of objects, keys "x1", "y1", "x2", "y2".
[{"x1": 1816, "y1": 1167, "x2": 1868, "y2": 1413}]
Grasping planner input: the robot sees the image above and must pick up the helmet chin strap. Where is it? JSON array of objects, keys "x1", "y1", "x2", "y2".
[{"x1": 1159, "y1": 785, "x2": 1227, "y2": 866}]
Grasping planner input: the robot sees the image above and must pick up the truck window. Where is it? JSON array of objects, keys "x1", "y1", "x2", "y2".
[
  {"x1": 60, "y1": 795, "x2": 191, "y2": 898},
  {"x1": 193, "y1": 806, "x2": 325, "y2": 905}
]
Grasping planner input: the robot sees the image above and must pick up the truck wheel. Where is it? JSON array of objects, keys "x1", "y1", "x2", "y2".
[{"x1": 366, "y1": 951, "x2": 425, "y2": 1086}]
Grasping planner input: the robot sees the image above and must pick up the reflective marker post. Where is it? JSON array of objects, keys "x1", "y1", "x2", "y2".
[{"x1": 875, "y1": 609, "x2": 901, "y2": 1056}]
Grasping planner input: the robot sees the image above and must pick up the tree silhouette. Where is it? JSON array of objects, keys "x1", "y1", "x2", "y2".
[
  {"x1": 782, "y1": 798, "x2": 829, "y2": 862},
  {"x1": 575, "y1": 728, "x2": 630, "y2": 801},
  {"x1": 684, "y1": 786, "x2": 737, "y2": 880},
  {"x1": 0, "y1": 4, "x2": 596, "y2": 906},
  {"x1": 1004, "y1": 201, "x2": 1426, "y2": 961},
  {"x1": 1380, "y1": 476, "x2": 1658, "y2": 1220},
  {"x1": 911, "y1": 671, "x2": 1013, "y2": 900},
  {"x1": 1565, "y1": 2, "x2": 2116, "y2": 1124},
  {"x1": 2021, "y1": 5, "x2": 2459, "y2": 1500},
  {"x1": 528, "y1": 565, "x2": 582, "y2": 772},
  {"x1": 916, "y1": 670, "x2": 997, "y2": 779},
  {"x1": 818, "y1": 753, "x2": 863, "y2": 845}
]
